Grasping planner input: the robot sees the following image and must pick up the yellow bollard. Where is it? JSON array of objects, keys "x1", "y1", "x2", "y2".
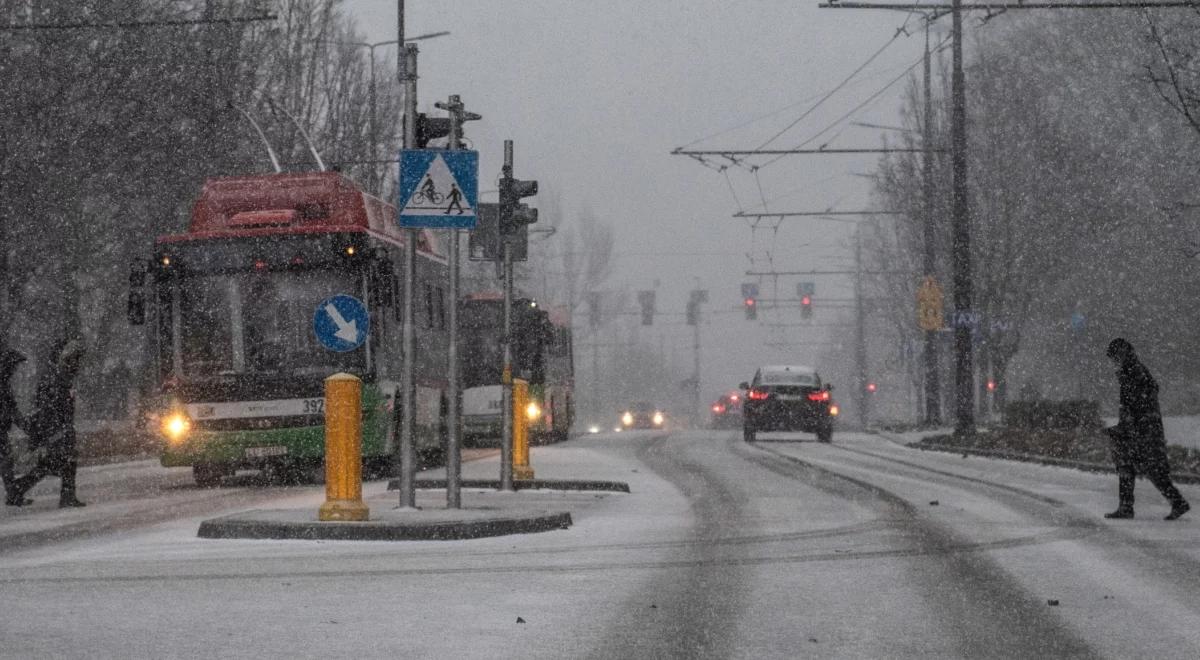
[
  {"x1": 512, "y1": 378, "x2": 535, "y2": 481},
  {"x1": 319, "y1": 373, "x2": 370, "y2": 521}
]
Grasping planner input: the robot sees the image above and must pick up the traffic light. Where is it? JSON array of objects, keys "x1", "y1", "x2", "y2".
[
  {"x1": 413, "y1": 112, "x2": 451, "y2": 148},
  {"x1": 499, "y1": 173, "x2": 538, "y2": 236},
  {"x1": 866, "y1": 382, "x2": 877, "y2": 394},
  {"x1": 801, "y1": 295, "x2": 813, "y2": 319},
  {"x1": 744, "y1": 296, "x2": 757, "y2": 320},
  {"x1": 638, "y1": 290, "x2": 656, "y2": 326}
]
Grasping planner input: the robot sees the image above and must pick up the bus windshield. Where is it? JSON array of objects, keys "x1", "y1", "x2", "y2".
[{"x1": 174, "y1": 268, "x2": 364, "y2": 378}]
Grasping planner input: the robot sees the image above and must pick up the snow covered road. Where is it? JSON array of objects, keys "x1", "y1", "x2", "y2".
[{"x1": 3, "y1": 432, "x2": 1200, "y2": 658}]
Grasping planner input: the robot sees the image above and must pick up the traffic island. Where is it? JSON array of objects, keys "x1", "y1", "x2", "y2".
[
  {"x1": 388, "y1": 478, "x2": 631, "y2": 493},
  {"x1": 198, "y1": 506, "x2": 572, "y2": 541}
]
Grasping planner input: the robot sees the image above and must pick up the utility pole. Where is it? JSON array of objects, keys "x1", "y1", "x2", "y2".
[
  {"x1": 922, "y1": 21, "x2": 941, "y2": 426},
  {"x1": 855, "y1": 229, "x2": 869, "y2": 430},
  {"x1": 948, "y1": 0, "x2": 974, "y2": 435},
  {"x1": 397, "y1": 0, "x2": 418, "y2": 509}
]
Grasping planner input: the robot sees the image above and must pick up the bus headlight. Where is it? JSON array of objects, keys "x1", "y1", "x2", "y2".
[
  {"x1": 526, "y1": 401, "x2": 542, "y2": 421},
  {"x1": 622, "y1": 412, "x2": 634, "y2": 427},
  {"x1": 653, "y1": 411, "x2": 664, "y2": 426},
  {"x1": 161, "y1": 413, "x2": 192, "y2": 443}
]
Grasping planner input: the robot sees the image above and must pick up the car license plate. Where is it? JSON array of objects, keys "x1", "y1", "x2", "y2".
[
  {"x1": 777, "y1": 394, "x2": 803, "y2": 401},
  {"x1": 245, "y1": 445, "x2": 288, "y2": 458}
]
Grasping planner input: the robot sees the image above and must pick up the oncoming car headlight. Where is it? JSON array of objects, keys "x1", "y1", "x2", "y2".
[
  {"x1": 621, "y1": 412, "x2": 634, "y2": 427},
  {"x1": 588, "y1": 425, "x2": 600, "y2": 434},
  {"x1": 161, "y1": 412, "x2": 192, "y2": 443},
  {"x1": 653, "y1": 411, "x2": 664, "y2": 426}
]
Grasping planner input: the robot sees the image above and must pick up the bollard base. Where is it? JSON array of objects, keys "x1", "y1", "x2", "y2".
[
  {"x1": 318, "y1": 499, "x2": 370, "y2": 522},
  {"x1": 513, "y1": 466, "x2": 535, "y2": 481}
]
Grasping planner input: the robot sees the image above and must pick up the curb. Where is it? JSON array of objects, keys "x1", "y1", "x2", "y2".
[
  {"x1": 389, "y1": 478, "x2": 631, "y2": 493},
  {"x1": 198, "y1": 510, "x2": 573, "y2": 541},
  {"x1": 909, "y1": 442, "x2": 1200, "y2": 485}
]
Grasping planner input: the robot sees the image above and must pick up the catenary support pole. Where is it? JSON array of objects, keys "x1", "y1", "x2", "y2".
[
  {"x1": 950, "y1": 0, "x2": 975, "y2": 435},
  {"x1": 500, "y1": 140, "x2": 516, "y2": 492},
  {"x1": 922, "y1": 21, "x2": 941, "y2": 427}
]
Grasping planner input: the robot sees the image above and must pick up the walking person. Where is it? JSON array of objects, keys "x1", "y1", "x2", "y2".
[
  {"x1": 1103, "y1": 338, "x2": 1189, "y2": 520},
  {"x1": 1, "y1": 346, "x2": 32, "y2": 506},
  {"x1": 10, "y1": 338, "x2": 87, "y2": 508}
]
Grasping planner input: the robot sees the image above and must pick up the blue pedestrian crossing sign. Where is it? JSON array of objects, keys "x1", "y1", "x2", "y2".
[
  {"x1": 398, "y1": 149, "x2": 479, "y2": 229},
  {"x1": 313, "y1": 294, "x2": 370, "y2": 352}
]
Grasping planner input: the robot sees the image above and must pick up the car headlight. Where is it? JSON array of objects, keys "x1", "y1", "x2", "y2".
[
  {"x1": 653, "y1": 411, "x2": 664, "y2": 426},
  {"x1": 161, "y1": 412, "x2": 192, "y2": 444},
  {"x1": 526, "y1": 401, "x2": 542, "y2": 421},
  {"x1": 588, "y1": 425, "x2": 600, "y2": 434},
  {"x1": 622, "y1": 412, "x2": 633, "y2": 426}
]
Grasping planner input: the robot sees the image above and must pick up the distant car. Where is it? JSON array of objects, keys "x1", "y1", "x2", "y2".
[
  {"x1": 741, "y1": 365, "x2": 836, "y2": 443},
  {"x1": 621, "y1": 401, "x2": 665, "y2": 430},
  {"x1": 710, "y1": 393, "x2": 743, "y2": 429}
]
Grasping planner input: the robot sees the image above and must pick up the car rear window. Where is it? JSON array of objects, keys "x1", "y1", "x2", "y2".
[{"x1": 760, "y1": 372, "x2": 819, "y2": 386}]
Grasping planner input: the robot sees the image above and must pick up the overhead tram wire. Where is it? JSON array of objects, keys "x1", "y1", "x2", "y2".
[
  {"x1": 751, "y1": 26, "x2": 911, "y2": 153},
  {"x1": 758, "y1": 33, "x2": 953, "y2": 169}
]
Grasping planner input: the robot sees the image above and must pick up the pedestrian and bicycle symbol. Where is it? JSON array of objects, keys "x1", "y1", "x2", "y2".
[
  {"x1": 398, "y1": 149, "x2": 479, "y2": 229},
  {"x1": 313, "y1": 294, "x2": 369, "y2": 352}
]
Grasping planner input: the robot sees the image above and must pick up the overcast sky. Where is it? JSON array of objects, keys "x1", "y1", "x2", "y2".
[{"x1": 347, "y1": 0, "x2": 935, "y2": 401}]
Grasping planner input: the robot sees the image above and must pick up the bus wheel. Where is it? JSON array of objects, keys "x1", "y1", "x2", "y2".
[{"x1": 193, "y1": 463, "x2": 225, "y2": 488}]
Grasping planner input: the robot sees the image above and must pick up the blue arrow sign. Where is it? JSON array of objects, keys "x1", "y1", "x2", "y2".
[
  {"x1": 313, "y1": 294, "x2": 369, "y2": 352},
  {"x1": 398, "y1": 149, "x2": 479, "y2": 229}
]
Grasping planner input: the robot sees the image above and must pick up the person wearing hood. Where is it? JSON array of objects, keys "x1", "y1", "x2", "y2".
[
  {"x1": 1103, "y1": 338, "x2": 1189, "y2": 520},
  {"x1": 1, "y1": 346, "x2": 31, "y2": 506},
  {"x1": 10, "y1": 338, "x2": 87, "y2": 507}
]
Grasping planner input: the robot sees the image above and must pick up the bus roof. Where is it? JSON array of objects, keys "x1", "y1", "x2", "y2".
[{"x1": 156, "y1": 172, "x2": 443, "y2": 258}]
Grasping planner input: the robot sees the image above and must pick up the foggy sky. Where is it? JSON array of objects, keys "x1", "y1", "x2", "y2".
[{"x1": 348, "y1": 0, "x2": 931, "y2": 400}]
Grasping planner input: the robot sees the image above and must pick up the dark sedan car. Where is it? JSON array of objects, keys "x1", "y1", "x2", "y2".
[{"x1": 741, "y1": 365, "x2": 836, "y2": 443}]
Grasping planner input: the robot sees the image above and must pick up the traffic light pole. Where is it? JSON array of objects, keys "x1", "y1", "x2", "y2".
[
  {"x1": 500, "y1": 141, "x2": 516, "y2": 492},
  {"x1": 397, "y1": 39, "x2": 419, "y2": 509}
]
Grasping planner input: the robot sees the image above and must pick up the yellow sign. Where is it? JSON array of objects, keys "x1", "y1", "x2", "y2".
[{"x1": 916, "y1": 276, "x2": 944, "y2": 331}]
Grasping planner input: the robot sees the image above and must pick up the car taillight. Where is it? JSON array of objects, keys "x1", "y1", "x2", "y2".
[
  {"x1": 807, "y1": 391, "x2": 831, "y2": 402},
  {"x1": 712, "y1": 404, "x2": 725, "y2": 413},
  {"x1": 748, "y1": 389, "x2": 769, "y2": 400}
]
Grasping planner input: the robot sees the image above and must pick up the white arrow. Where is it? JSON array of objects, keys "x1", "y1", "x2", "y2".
[{"x1": 324, "y1": 303, "x2": 359, "y2": 343}]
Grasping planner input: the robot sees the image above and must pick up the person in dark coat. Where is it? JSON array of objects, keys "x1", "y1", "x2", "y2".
[
  {"x1": 1103, "y1": 338, "x2": 1189, "y2": 520},
  {"x1": 10, "y1": 339, "x2": 87, "y2": 508},
  {"x1": 1, "y1": 346, "x2": 32, "y2": 506}
]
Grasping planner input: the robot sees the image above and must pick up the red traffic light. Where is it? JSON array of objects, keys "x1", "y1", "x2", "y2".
[
  {"x1": 866, "y1": 382, "x2": 877, "y2": 393},
  {"x1": 986, "y1": 380, "x2": 996, "y2": 392},
  {"x1": 744, "y1": 297, "x2": 756, "y2": 306},
  {"x1": 801, "y1": 295, "x2": 811, "y2": 305}
]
